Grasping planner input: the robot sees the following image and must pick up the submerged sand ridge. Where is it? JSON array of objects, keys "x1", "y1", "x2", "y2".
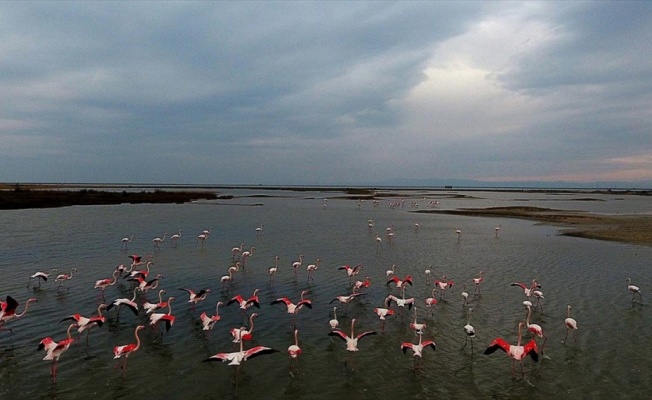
[{"x1": 416, "y1": 206, "x2": 652, "y2": 246}]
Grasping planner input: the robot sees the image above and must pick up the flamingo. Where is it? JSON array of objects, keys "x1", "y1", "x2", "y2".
[
  {"x1": 203, "y1": 327, "x2": 278, "y2": 384},
  {"x1": 409, "y1": 306, "x2": 426, "y2": 335},
  {"x1": 221, "y1": 266, "x2": 238, "y2": 288},
  {"x1": 268, "y1": 256, "x2": 280, "y2": 284},
  {"x1": 241, "y1": 246, "x2": 255, "y2": 267},
  {"x1": 329, "y1": 307, "x2": 339, "y2": 330},
  {"x1": 113, "y1": 325, "x2": 145, "y2": 377},
  {"x1": 386, "y1": 286, "x2": 416, "y2": 310},
  {"x1": 511, "y1": 279, "x2": 540, "y2": 298},
  {"x1": 94, "y1": 270, "x2": 120, "y2": 301},
  {"x1": 0, "y1": 296, "x2": 38, "y2": 332},
  {"x1": 425, "y1": 288, "x2": 438, "y2": 315},
  {"x1": 255, "y1": 224, "x2": 264, "y2": 237},
  {"x1": 525, "y1": 304, "x2": 547, "y2": 353},
  {"x1": 60, "y1": 303, "x2": 107, "y2": 344},
  {"x1": 531, "y1": 288, "x2": 544, "y2": 311},
  {"x1": 563, "y1": 305, "x2": 578, "y2": 344},
  {"x1": 125, "y1": 261, "x2": 154, "y2": 281},
  {"x1": 434, "y1": 276, "x2": 454, "y2": 300},
  {"x1": 338, "y1": 264, "x2": 362, "y2": 282},
  {"x1": 170, "y1": 230, "x2": 182, "y2": 247},
  {"x1": 373, "y1": 298, "x2": 395, "y2": 332},
  {"x1": 368, "y1": 219, "x2": 375, "y2": 229},
  {"x1": 353, "y1": 276, "x2": 371, "y2": 292},
  {"x1": 462, "y1": 307, "x2": 476, "y2": 353},
  {"x1": 28, "y1": 268, "x2": 58, "y2": 288},
  {"x1": 385, "y1": 264, "x2": 396, "y2": 278},
  {"x1": 375, "y1": 234, "x2": 383, "y2": 250},
  {"x1": 135, "y1": 273, "x2": 163, "y2": 293},
  {"x1": 230, "y1": 313, "x2": 258, "y2": 343},
  {"x1": 152, "y1": 233, "x2": 168, "y2": 249},
  {"x1": 197, "y1": 233, "x2": 208, "y2": 247},
  {"x1": 495, "y1": 225, "x2": 502, "y2": 237},
  {"x1": 306, "y1": 258, "x2": 321, "y2": 282},
  {"x1": 149, "y1": 296, "x2": 176, "y2": 332},
  {"x1": 627, "y1": 278, "x2": 642, "y2": 303},
  {"x1": 291, "y1": 254, "x2": 304, "y2": 278},
  {"x1": 128, "y1": 254, "x2": 143, "y2": 268},
  {"x1": 121, "y1": 235, "x2": 134, "y2": 250},
  {"x1": 473, "y1": 271, "x2": 484, "y2": 294},
  {"x1": 200, "y1": 301, "x2": 223, "y2": 331},
  {"x1": 38, "y1": 323, "x2": 77, "y2": 381},
  {"x1": 271, "y1": 290, "x2": 312, "y2": 326},
  {"x1": 288, "y1": 329, "x2": 302, "y2": 374},
  {"x1": 227, "y1": 289, "x2": 261, "y2": 312},
  {"x1": 387, "y1": 274, "x2": 413, "y2": 289},
  {"x1": 106, "y1": 288, "x2": 139, "y2": 316},
  {"x1": 328, "y1": 319, "x2": 376, "y2": 367},
  {"x1": 179, "y1": 288, "x2": 211, "y2": 311},
  {"x1": 424, "y1": 266, "x2": 432, "y2": 285},
  {"x1": 456, "y1": 229, "x2": 462, "y2": 240},
  {"x1": 461, "y1": 284, "x2": 469, "y2": 306},
  {"x1": 484, "y1": 322, "x2": 539, "y2": 377},
  {"x1": 143, "y1": 289, "x2": 168, "y2": 314},
  {"x1": 231, "y1": 243, "x2": 245, "y2": 258},
  {"x1": 55, "y1": 268, "x2": 78, "y2": 291},
  {"x1": 401, "y1": 332, "x2": 436, "y2": 370}
]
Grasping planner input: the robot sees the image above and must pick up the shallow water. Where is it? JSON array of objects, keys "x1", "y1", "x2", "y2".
[{"x1": 0, "y1": 189, "x2": 651, "y2": 399}]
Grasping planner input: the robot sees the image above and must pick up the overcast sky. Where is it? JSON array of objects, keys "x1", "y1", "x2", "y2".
[{"x1": 1, "y1": 1, "x2": 651, "y2": 186}]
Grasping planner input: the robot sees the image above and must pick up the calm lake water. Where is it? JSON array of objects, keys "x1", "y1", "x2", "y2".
[{"x1": 0, "y1": 188, "x2": 650, "y2": 399}]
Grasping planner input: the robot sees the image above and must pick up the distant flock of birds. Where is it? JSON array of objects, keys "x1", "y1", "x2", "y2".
[{"x1": 0, "y1": 220, "x2": 645, "y2": 385}]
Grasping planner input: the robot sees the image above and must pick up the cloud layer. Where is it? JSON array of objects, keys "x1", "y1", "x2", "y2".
[{"x1": 1, "y1": 1, "x2": 651, "y2": 186}]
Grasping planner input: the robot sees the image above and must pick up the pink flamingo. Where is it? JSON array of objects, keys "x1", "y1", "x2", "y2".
[
  {"x1": 120, "y1": 235, "x2": 134, "y2": 250},
  {"x1": 0, "y1": 295, "x2": 38, "y2": 332},
  {"x1": 28, "y1": 268, "x2": 58, "y2": 288},
  {"x1": 306, "y1": 258, "x2": 321, "y2": 282},
  {"x1": 149, "y1": 296, "x2": 176, "y2": 332},
  {"x1": 178, "y1": 288, "x2": 211, "y2": 311},
  {"x1": 472, "y1": 271, "x2": 484, "y2": 294},
  {"x1": 291, "y1": 254, "x2": 304, "y2": 278},
  {"x1": 373, "y1": 298, "x2": 395, "y2": 332},
  {"x1": 268, "y1": 256, "x2": 280, "y2": 284},
  {"x1": 271, "y1": 290, "x2": 312, "y2": 327},
  {"x1": 125, "y1": 261, "x2": 153, "y2": 281},
  {"x1": 113, "y1": 325, "x2": 145, "y2": 377},
  {"x1": 434, "y1": 276, "x2": 454, "y2": 300},
  {"x1": 401, "y1": 332, "x2": 436, "y2": 370},
  {"x1": 510, "y1": 279, "x2": 540, "y2": 297},
  {"x1": 288, "y1": 329, "x2": 302, "y2": 374},
  {"x1": 106, "y1": 288, "x2": 139, "y2": 316},
  {"x1": 338, "y1": 264, "x2": 362, "y2": 282},
  {"x1": 241, "y1": 246, "x2": 255, "y2": 267},
  {"x1": 55, "y1": 268, "x2": 78, "y2": 291},
  {"x1": 200, "y1": 301, "x2": 223, "y2": 331},
  {"x1": 328, "y1": 319, "x2": 376, "y2": 367},
  {"x1": 227, "y1": 288, "x2": 261, "y2": 312},
  {"x1": 626, "y1": 278, "x2": 642, "y2": 303},
  {"x1": 203, "y1": 328, "x2": 278, "y2": 384},
  {"x1": 230, "y1": 313, "x2": 258, "y2": 343},
  {"x1": 563, "y1": 305, "x2": 578, "y2": 344},
  {"x1": 38, "y1": 323, "x2": 77, "y2": 381},
  {"x1": 152, "y1": 233, "x2": 168, "y2": 249},
  {"x1": 59, "y1": 303, "x2": 107, "y2": 344},
  {"x1": 143, "y1": 289, "x2": 168, "y2": 314},
  {"x1": 231, "y1": 243, "x2": 245, "y2": 258},
  {"x1": 425, "y1": 288, "x2": 438, "y2": 315},
  {"x1": 409, "y1": 306, "x2": 426, "y2": 335},
  {"x1": 170, "y1": 230, "x2": 182, "y2": 247},
  {"x1": 353, "y1": 276, "x2": 371, "y2": 292},
  {"x1": 462, "y1": 307, "x2": 476, "y2": 353},
  {"x1": 387, "y1": 274, "x2": 413, "y2": 289},
  {"x1": 525, "y1": 304, "x2": 547, "y2": 353},
  {"x1": 329, "y1": 307, "x2": 339, "y2": 331},
  {"x1": 94, "y1": 270, "x2": 120, "y2": 301},
  {"x1": 484, "y1": 322, "x2": 539, "y2": 377}
]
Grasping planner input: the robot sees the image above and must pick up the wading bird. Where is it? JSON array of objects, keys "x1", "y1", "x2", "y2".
[
  {"x1": 106, "y1": 288, "x2": 139, "y2": 317},
  {"x1": 511, "y1": 279, "x2": 541, "y2": 298},
  {"x1": 200, "y1": 301, "x2": 223, "y2": 331},
  {"x1": 462, "y1": 307, "x2": 476, "y2": 353},
  {"x1": 409, "y1": 306, "x2": 426, "y2": 335},
  {"x1": 38, "y1": 323, "x2": 77, "y2": 382},
  {"x1": 227, "y1": 289, "x2": 261, "y2": 312},
  {"x1": 401, "y1": 332, "x2": 436, "y2": 370},
  {"x1": 434, "y1": 276, "x2": 454, "y2": 300},
  {"x1": 291, "y1": 254, "x2": 304, "y2": 278},
  {"x1": 387, "y1": 274, "x2": 413, "y2": 289},
  {"x1": 329, "y1": 307, "x2": 339, "y2": 330},
  {"x1": 121, "y1": 235, "x2": 134, "y2": 250},
  {"x1": 113, "y1": 325, "x2": 145, "y2": 378},
  {"x1": 627, "y1": 278, "x2": 642, "y2": 303},
  {"x1": 55, "y1": 268, "x2": 78, "y2": 291},
  {"x1": 0, "y1": 295, "x2": 37, "y2": 332},
  {"x1": 306, "y1": 258, "x2": 321, "y2": 282},
  {"x1": 373, "y1": 298, "x2": 395, "y2": 332},
  {"x1": 152, "y1": 233, "x2": 168, "y2": 249},
  {"x1": 484, "y1": 322, "x2": 538, "y2": 378},
  {"x1": 271, "y1": 290, "x2": 312, "y2": 327},
  {"x1": 149, "y1": 296, "x2": 176, "y2": 333},
  {"x1": 338, "y1": 264, "x2": 362, "y2": 282},
  {"x1": 563, "y1": 305, "x2": 578, "y2": 344},
  {"x1": 525, "y1": 304, "x2": 547, "y2": 353},
  {"x1": 170, "y1": 230, "x2": 182, "y2": 247},
  {"x1": 288, "y1": 329, "x2": 302, "y2": 374},
  {"x1": 28, "y1": 268, "x2": 58, "y2": 288},
  {"x1": 179, "y1": 288, "x2": 211, "y2": 311},
  {"x1": 94, "y1": 270, "x2": 120, "y2": 301},
  {"x1": 268, "y1": 256, "x2": 280, "y2": 284},
  {"x1": 230, "y1": 313, "x2": 258, "y2": 343},
  {"x1": 59, "y1": 303, "x2": 107, "y2": 344},
  {"x1": 328, "y1": 319, "x2": 376, "y2": 368},
  {"x1": 203, "y1": 328, "x2": 278, "y2": 384},
  {"x1": 143, "y1": 289, "x2": 168, "y2": 314},
  {"x1": 473, "y1": 271, "x2": 484, "y2": 294}
]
